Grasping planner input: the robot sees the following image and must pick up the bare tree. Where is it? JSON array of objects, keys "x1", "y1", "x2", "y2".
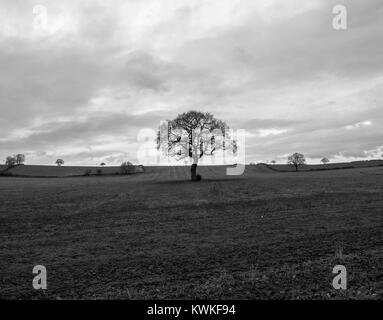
[
  {"x1": 15, "y1": 154, "x2": 25, "y2": 165},
  {"x1": 321, "y1": 157, "x2": 330, "y2": 165},
  {"x1": 287, "y1": 153, "x2": 306, "y2": 172},
  {"x1": 56, "y1": 159, "x2": 64, "y2": 167},
  {"x1": 157, "y1": 111, "x2": 236, "y2": 181}
]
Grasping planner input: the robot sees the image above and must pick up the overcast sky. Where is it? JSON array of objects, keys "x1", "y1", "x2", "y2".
[{"x1": 0, "y1": 0, "x2": 382, "y2": 165}]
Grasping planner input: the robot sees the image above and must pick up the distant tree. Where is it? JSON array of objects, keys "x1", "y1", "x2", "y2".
[
  {"x1": 56, "y1": 159, "x2": 64, "y2": 167},
  {"x1": 321, "y1": 157, "x2": 330, "y2": 165},
  {"x1": 15, "y1": 154, "x2": 25, "y2": 165},
  {"x1": 270, "y1": 160, "x2": 276, "y2": 165},
  {"x1": 249, "y1": 162, "x2": 256, "y2": 166},
  {"x1": 100, "y1": 163, "x2": 106, "y2": 167},
  {"x1": 120, "y1": 161, "x2": 134, "y2": 175},
  {"x1": 5, "y1": 156, "x2": 16, "y2": 167},
  {"x1": 157, "y1": 111, "x2": 236, "y2": 181},
  {"x1": 287, "y1": 153, "x2": 306, "y2": 172}
]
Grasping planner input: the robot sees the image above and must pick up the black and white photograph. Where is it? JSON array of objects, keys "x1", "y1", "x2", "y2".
[{"x1": 0, "y1": 0, "x2": 382, "y2": 307}]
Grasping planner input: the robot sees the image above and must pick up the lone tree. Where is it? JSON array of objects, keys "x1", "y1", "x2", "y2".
[
  {"x1": 157, "y1": 111, "x2": 236, "y2": 181},
  {"x1": 287, "y1": 153, "x2": 306, "y2": 171},
  {"x1": 15, "y1": 154, "x2": 25, "y2": 165},
  {"x1": 56, "y1": 159, "x2": 64, "y2": 167},
  {"x1": 321, "y1": 157, "x2": 330, "y2": 165},
  {"x1": 100, "y1": 162, "x2": 106, "y2": 167}
]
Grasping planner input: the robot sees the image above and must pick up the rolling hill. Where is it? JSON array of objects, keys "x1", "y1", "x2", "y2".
[{"x1": 1, "y1": 160, "x2": 382, "y2": 178}]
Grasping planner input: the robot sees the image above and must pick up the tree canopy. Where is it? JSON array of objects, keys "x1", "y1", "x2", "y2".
[
  {"x1": 157, "y1": 111, "x2": 236, "y2": 180},
  {"x1": 287, "y1": 153, "x2": 306, "y2": 171},
  {"x1": 56, "y1": 159, "x2": 64, "y2": 166},
  {"x1": 321, "y1": 157, "x2": 330, "y2": 165}
]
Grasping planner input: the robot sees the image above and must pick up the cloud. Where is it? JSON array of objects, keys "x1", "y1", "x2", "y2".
[
  {"x1": 345, "y1": 120, "x2": 372, "y2": 130},
  {"x1": 0, "y1": 0, "x2": 382, "y2": 164}
]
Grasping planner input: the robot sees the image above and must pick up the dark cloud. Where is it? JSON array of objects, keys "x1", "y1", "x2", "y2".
[{"x1": 0, "y1": 111, "x2": 167, "y2": 150}]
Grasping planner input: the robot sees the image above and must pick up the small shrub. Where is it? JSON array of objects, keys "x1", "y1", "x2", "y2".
[
  {"x1": 96, "y1": 169, "x2": 102, "y2": 176},
  {"x1": 196, "y1": 174, "x2": 202, "y2": 181},
  {"x1": 84, "y1": 169, "x2": 92, "y2": 176},
  {"x1": 5, "y1": 156, "x2": 16, "y2": 168},
  {"x1": 120, "y1": 161, "x2": 134, "y2": 175}
]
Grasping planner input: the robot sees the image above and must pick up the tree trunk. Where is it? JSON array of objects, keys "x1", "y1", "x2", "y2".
[
  {"x1": 295, "y1": 165, "x2": 298, "y2": 172},
  {"x1": 191, "y1": 164, "x2": 197, "y2": 181}
]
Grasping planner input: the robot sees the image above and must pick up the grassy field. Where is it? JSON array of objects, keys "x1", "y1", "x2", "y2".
[{"x1": 0, "y1": 164, "x2": 382, "y2": 299}]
